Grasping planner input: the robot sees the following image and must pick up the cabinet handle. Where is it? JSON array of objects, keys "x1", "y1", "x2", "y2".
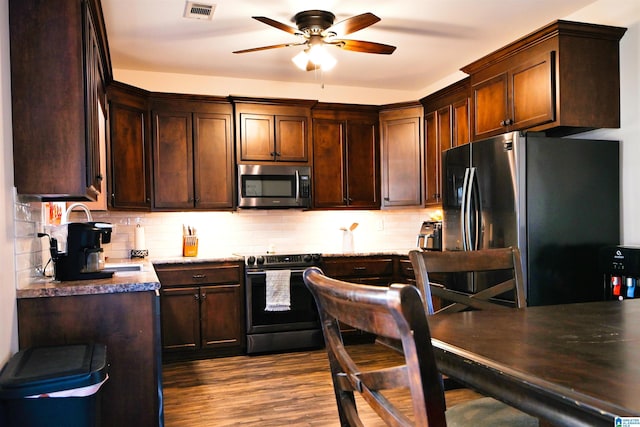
[
  {"x1": 194, "y1": 293, "x2": 200, "y2": 300},
  {"x1": 96, "y1": 174, "x2": 103, "y2": 181},
  {"x1": 192, "y1": 274, "x2": 207, "y2": 280},
  {"x1": 275, "y1": 152, "x2": 281, "y2": 157},
  {"x1": 353, "y1": 266, "x2": 367, "y2": 271},
  {"x1": 201, "y1": 292, "x2": 207, "y2": 300}
]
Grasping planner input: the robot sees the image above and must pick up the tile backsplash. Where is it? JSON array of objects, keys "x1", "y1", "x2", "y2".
[{"x1": 14, "y1": 192, "x2": 440, "y2": 287}]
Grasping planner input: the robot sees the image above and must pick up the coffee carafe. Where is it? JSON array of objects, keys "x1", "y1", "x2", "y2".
[{"x1": 50, "y1": 222, "x2": 114, "y2": 281}]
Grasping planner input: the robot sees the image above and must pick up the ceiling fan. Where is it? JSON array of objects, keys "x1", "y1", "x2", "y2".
[{"x1": 232, "y1": 10, "x2": 396, "y2": 71}]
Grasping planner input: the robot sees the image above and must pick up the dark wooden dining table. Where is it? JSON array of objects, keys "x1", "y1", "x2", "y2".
[{"x1": 427, "y1": 299, "x2": 640, "y2": 427}]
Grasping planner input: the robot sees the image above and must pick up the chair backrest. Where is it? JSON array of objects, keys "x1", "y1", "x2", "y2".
[
  {"x1": 303, "y1": 266, "x2": 447, "y2": 427},
  {"x1": 408, "y1": 247, "x2": 526, "y2": 315}
]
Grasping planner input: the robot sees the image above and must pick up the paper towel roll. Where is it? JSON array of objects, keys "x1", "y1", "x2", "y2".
[{"x1": 134, "y1": 224, "x2": 146, "y2": 250}]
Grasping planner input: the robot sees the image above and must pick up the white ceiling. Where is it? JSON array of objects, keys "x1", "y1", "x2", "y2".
[{"x1": 101, "y1": 0, "x2": 599, "y2": 92}]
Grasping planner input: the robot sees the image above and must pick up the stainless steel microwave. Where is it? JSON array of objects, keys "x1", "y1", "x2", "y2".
[{"x1": 237, "y1": 164, "x2": 311, "y2": 208}]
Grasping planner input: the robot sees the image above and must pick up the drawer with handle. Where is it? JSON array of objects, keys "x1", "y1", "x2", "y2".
[
  {"x1": 155, "y1": 262, "x2": 241, "y2": 286},
  {"x1": 321, "y1": 257, "x2": 394, "y2": 279}
]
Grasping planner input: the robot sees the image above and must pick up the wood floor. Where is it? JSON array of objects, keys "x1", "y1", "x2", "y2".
[{"x1": 162, "y1": 343, "x2": 483, "y2": 426}]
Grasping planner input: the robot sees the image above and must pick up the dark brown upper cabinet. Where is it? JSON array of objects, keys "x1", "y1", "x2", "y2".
[
  {"x1": 379, "y1": 103, "x2": 424, "y2": 208},
  {"x1": 462, "y1": 20, "x2": 626, "y2": 141},
  {"x1": 107, "y1": 82, "x2": 152, "y2": 210},
  {"x1": 421, "y1": 78, "x2": 470, "y2": 206},
  {"x1": 10, "y1": 0, "x2": 112, "y2": 200},
  {"x1": 233, "y1": 97, "x2": 315, "y2": 164},
  {"x1": 151, "y1": 96, "x2": 234, "y2": 210},
  {"x1": 312, "y1": 104, "x2": 380, "y2": 209}
]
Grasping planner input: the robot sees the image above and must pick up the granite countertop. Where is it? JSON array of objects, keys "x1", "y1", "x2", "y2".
[
  {"x1": 17, "y1": 259, "x2": 161, "y2": 299},
  {"x1": 17, "y1": 250, "x2": 419, "y2": 299}
]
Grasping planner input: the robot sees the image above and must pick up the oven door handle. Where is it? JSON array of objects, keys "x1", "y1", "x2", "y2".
[{"x1": 246, "y1": 268, "x2": 309, "y2": 276}]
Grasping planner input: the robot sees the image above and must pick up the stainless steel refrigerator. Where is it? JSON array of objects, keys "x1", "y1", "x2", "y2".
[{"x1": 442, "y1": 131, "x2": 620, "y2": 306}]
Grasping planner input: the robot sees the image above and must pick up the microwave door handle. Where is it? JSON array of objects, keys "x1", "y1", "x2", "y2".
[{"x1": 295, "y1": 170, "x2": 300, "y2": 202}]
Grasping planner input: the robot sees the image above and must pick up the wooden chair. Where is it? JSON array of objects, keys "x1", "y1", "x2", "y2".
[
  {"x1": 408, "y1": 247, "x2": 526, "y2": 315},
  {"x1": 303, "y1": 267, "x2": 538, "y2": 427}
]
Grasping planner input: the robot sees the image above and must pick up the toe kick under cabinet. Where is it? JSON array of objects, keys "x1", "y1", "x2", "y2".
[{"x1": 155, "y1": 261, "x2": 245, "y2": 362}]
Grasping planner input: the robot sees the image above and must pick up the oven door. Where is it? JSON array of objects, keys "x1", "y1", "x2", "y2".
[{"x1": 245, "y1": 268, "x2": 320, "y2": 333}]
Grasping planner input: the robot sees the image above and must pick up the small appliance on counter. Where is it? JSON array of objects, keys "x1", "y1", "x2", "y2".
[
  {"x1": 49, "y1": 222, "x2": 114, "y2": 281},
  {"x1": 417, "y1": 221, "x2": 442, "y2": 250},
  {"x1": 599, "y1": 246, "x2": 640, "y2": 300}
]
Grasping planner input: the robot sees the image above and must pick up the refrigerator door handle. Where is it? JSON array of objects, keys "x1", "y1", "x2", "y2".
[
  {"x1": 461, "y1": 167, "x2": 471, "y2": 251},
  {"x1": 465, "y1": 167, "x2": 477, "y2": 251}
]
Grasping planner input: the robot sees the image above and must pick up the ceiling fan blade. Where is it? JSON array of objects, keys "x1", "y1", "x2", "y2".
[
  {"x1": 326, "y1": 12, "x2": 380, "y2": 36},
  {"x1": 330, "y1": 39, "x2": 396, "y2": 54},
  {"x1": 233, "y1": 42, "x2": 305, "y2": 54},
  {"x1": 252, "y1": 16, "x2": 301, "y2": 36}
]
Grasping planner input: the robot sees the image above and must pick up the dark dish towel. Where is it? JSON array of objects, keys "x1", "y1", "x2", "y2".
[{"x1": 265, "y1": 270, "x2": 291, "y2": 311}]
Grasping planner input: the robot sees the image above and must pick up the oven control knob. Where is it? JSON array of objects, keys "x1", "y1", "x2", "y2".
[
  {"x1": 256, "y1": 256, "x2": 265, "y2": 265},
  {"x1": 312, "y1": 254, "x2": 321, "y2": 262},
  {"x1": 247, "y1": 256, "x2": 256, "y2": 265},
  {"x1": 303, "y1": 254, "x2": 312, "y2": 262}
]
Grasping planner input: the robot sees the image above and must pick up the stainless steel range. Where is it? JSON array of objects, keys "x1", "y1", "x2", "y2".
[{"x1": 244, "y1": 253, "x2": 323, "y2": 354}]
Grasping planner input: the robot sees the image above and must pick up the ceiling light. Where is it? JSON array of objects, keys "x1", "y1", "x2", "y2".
[{"x1": 292, "y1": 45, "x2": 336, "y2": 72}]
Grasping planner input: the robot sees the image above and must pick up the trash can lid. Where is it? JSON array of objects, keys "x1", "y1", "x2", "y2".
[{"x1": 0, "y1": 343, "x2": 107, "y2": 398}]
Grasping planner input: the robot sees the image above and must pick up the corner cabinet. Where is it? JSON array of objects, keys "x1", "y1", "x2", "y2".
[
  {"x1": 463, "y1": 20, "x2": 626, "y2": 141},
  {"x1": 107, "y1": 82, "x2": 152, "y2": 210},
  {"x1": 379, "y1": 103, "x2": 424, "y2": 208},
  {"x1": 421, "y1": 78, "x2": 470, "y2": 206},
  {"x1": 312, "y1": 104, "x2": 381, "y2": 209},
  {"x1": 155, "y1": 261, "x2": 245, "y2": 362},
  {"x1": 233, "y1": 98, "x2": 315, "y2": 164},
  {"x1": 9, "y1": 0, "x2": 112, "y2": 200},
  {"x1": 151, "y1": 96, "x2": 234, "y2": 210}
]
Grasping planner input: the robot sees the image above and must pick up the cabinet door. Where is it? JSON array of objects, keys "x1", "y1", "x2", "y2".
[
  {"x1": 472, "y1": 72, "x2": 509, "y2": 140},
  {"x1": 239, "y1": 113, "x2": 275, "y2": 161},
  {"x1": 152, "y1": 110, "x2": 194, "y2": 209},
  {"x1": 160, "y1": 287, "x2": 200, "y2": 351},
  {"x1": 381, "y1": 116, "x2": 422, "y2": 207},
  {"x1": 313, "y1": 119, "x2": 347, "y2": 208},
  {"x1": 452, "y1": 98, "x2": 470, "y2": 147},
  {"x1": 84, "y1": 8, "x2": 103, "y2": 199},
  {"x1": 424, "y1": 111, "x2": 439, "y2": 206},
  {"x1": 200, "y1": 284, "x2": 243, "y2": 349},
  {"x1": 276, "y1": 115, "x2": 308, "y2": 162},
  {"x1": 109, "y1": 101, "x2": 150, "y2": 209},
  {"x1": 510, "y1": 51, "x2": 555, "y2": 130},
  {"x1": 346, "y1": 121, "x2": 379, "y2": 208},
  {"x1": 194, "y1": 112, "x2": 234, "y2": 209}
]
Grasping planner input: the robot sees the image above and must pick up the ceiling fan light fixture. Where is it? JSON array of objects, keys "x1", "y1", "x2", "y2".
[
  {"x1": 308, "y1": 45, "x2": 336, "y2": 70},
  {"x1": 292, "y1": 50, "x2": 310, "y2": 70},
  {"x1": 292, "y1": 45, "x2": 336, "y2": 71}
]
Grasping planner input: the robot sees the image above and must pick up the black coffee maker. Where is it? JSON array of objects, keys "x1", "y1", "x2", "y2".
[{"x1": 50, "y1": 222, "x2": 114, "y2": 281}]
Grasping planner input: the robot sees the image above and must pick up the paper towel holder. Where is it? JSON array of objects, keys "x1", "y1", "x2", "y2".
[{"x1": 131, "y1": 223, "x2": 148, "y2": 259}]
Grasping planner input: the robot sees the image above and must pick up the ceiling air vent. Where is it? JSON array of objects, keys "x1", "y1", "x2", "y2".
[{"x1": 183, "y1": 2, "x2": 215, "y2": 20}]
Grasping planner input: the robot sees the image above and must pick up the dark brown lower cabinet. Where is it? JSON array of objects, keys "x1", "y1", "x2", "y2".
[
  {"x1": 155, "y1": 262, "x2": 245, "y2": 361},
  {"x1": 17, "y1": 291, "x2": 163, "y2": 427}
]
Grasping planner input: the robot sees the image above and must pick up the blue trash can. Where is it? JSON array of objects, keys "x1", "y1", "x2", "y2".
[{"x1": 0, "y1": 343, "x2": 108, "y2": 427}]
